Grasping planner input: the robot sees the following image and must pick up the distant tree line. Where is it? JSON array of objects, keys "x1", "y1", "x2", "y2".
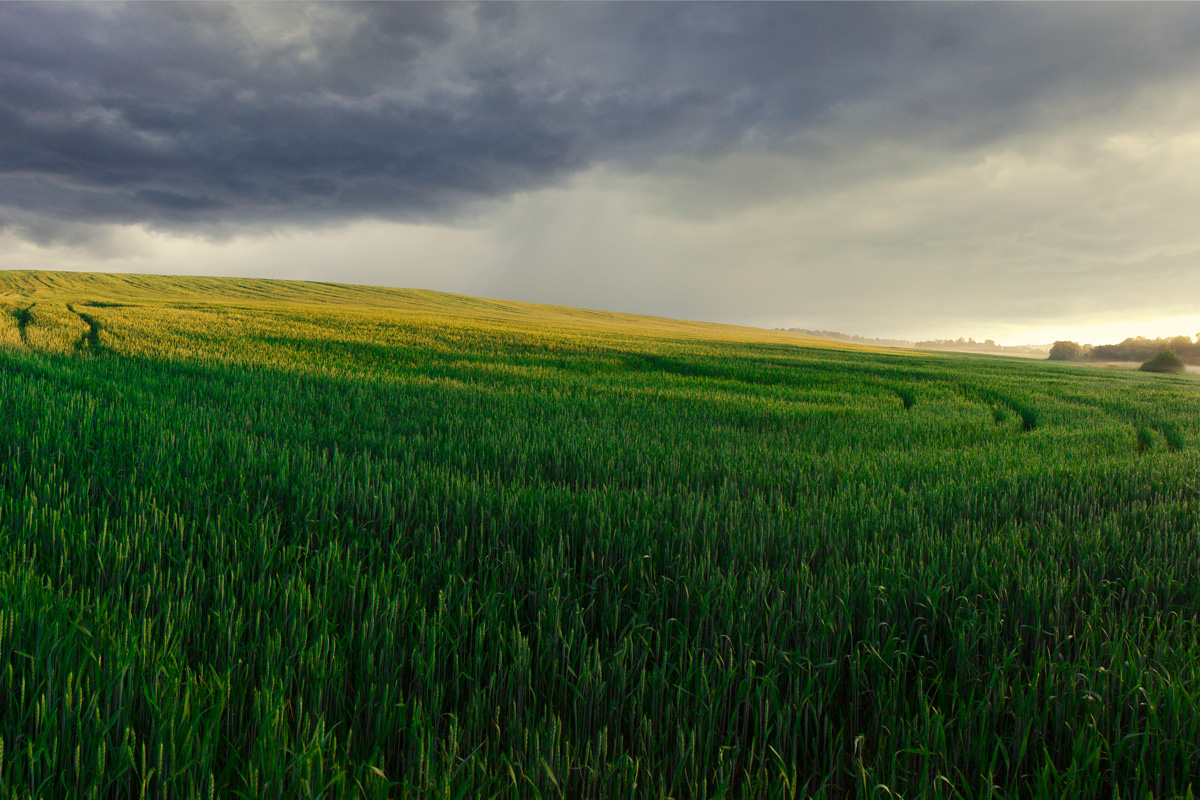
[
  {"x1": 1049, "y1": 335, "x2": 1200, "y2": 365},
  {"x1": 787, "y1": 329, "x2": 1049, "y2": 356}
]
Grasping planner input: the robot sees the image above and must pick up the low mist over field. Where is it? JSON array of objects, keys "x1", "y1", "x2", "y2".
[{"x1": 3, "y1": 3, "x2": 1200, "y2": 341}]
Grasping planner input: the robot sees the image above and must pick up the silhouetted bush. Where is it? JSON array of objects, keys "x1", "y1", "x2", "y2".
[{"x1": 1140, "y1": 349, "x2": 1186, "y2": 373}]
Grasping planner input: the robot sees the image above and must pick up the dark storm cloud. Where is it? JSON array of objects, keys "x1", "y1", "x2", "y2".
[{"x1": 3, "y1": 2, "x2": 1200, "y2": 239}]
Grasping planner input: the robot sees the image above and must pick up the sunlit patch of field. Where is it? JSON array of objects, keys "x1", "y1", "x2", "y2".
[{"x1": 1, "y1": 270, "x2": 1198, "y2": 798}]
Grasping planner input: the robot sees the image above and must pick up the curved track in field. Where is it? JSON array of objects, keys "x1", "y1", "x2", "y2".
[{"x1": 66, "y1": 303, "x2": 102, "y2": 354}]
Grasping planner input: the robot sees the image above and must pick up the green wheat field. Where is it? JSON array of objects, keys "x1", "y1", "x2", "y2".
[{"x1": 1, "y1": 270, "x2": 1198, "y2": 799}]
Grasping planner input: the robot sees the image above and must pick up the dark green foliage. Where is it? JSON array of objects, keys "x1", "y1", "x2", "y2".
[
  {"x1": 1137, "y1": 424, "x2": 1154, "y2": 453},
  {"x1": 1140, "y1": 348, "x2": 1186, "y2": 373},
  {"x1": 1161, "y1": 421, "x2": 1186, "y2": 451},
  {"x1": 1, "y1": 278, "x2": 1200, "y2": 798},
  {"x1": 1048, "y1": 340, "x2": 1083, "y2": 360},
  {"x1": 1095, "y1": 335, "x2": 1199, "y2": 364}
]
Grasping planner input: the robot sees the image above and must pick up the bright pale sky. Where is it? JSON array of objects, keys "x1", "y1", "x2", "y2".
[{"x1": 3, "y1": 3, "x2": 1200, "y2": 346}]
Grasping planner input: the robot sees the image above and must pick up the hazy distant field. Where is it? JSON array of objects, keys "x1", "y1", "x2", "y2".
[
  {"x1": 1074, "y1": 360, "x2": 1200, "y2": 376},
  {"x1": 2, "y1": 271, "x2": 1199, "y2": 799}
]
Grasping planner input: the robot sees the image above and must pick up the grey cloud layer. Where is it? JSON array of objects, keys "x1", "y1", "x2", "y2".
[{"x1": 3, "y1": 2, "x2": 1200, "y2": 239}]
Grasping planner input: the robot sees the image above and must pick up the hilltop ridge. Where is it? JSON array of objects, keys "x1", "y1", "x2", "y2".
[
  {"x1": 0, "y1": 270, "x2": 717, "y2": 333},
  {"x1": 0, "y1": 269, "x2": 857, "y2": 352}
]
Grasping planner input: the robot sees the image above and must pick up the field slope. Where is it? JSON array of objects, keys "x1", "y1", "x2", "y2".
[{"x1": 1, "y1": 271, "x2": 1199, "y2": 799}]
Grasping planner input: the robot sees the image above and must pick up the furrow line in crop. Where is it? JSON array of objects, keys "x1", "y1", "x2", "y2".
[
  {"x1": 12, "y1": 303, "x2": 33, "y2": 345},
  {"x1": 1065, "y1": 391, "x2": 1188, "y2": 452},
  {"x1": 970, "y1": 385, "x2": 1039, "y2": 431},
  {"x1": 66, "y1": 303, "x2": 102, "y2": 354}
]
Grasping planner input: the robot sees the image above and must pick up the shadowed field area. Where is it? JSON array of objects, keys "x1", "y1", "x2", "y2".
[{"x1": 1, "y1": 271, "x2": 1199, "y2": 798}]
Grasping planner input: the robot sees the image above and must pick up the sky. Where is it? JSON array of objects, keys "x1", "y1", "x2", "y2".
[{"x1": 3, "y1": 2, "x2": 1200, "y2": 345}]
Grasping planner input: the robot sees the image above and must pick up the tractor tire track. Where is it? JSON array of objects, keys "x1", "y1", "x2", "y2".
[
  {"x1": 962, "y1": 383, "x2": 1039, "y2": 431},
  {"x1": 66, "y1": 303, "x2": 103, "y2": 354},
  {"x1": 12, "y1": 303, "x2": 34, "y2": 345}
]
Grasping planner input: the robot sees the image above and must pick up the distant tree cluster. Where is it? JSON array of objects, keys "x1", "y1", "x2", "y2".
[
  {"x1": 1048, "y1": 340, "x2": 1086, "y2": 361},
  {"x1": 1048, "y1": 334, "x2": 1200, "y2": 366},
  {"x1": 1093, "y1": 335, "x2": 1200, "y2": 364}
]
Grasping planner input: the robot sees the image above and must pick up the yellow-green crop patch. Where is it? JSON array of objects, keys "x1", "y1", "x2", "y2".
[{"x1": 1, "y1": 271, "x2": 1199, "y2": 798}]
